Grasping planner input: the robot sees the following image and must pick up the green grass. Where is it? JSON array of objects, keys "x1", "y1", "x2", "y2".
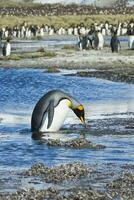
[
  {"x1": 0, "y1": 15, "x2": 134, "y2": 28},
  {"x1": 36, "y1": 47, "x2": 45, "y2": 52},
  {"x1": 0, "y1": 0, "x2": 41, "y2": 7},
  {"x1": 62, "y1": 44, "x2": 76, "y2": 50},
  {"x1": 119, "y1": 49, "x2": 134, "y2": 56},
  {"x1": 0, "y1": 50, "x2": 56, "y2": 61},
  {"x1": 46, "y1": 67, "x2": 60, "y2": 73},
  {"x1": 0, "y1": 54, "x2": 21, "y2": 61},
  {"x1": 31, "y1": 36, "x2": 44, "y2": 40}
]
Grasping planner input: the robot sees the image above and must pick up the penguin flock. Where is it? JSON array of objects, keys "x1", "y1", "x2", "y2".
[
  {"x1": 0, "y1": 20, "x2": 134, "y2": 40},
  {"x1": 31, "y1": 90, "x2": 85, "y2": 133}
]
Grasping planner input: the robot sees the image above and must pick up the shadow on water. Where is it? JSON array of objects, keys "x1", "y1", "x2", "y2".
[{"x1": 32, "y1": 131, "x2": 46, "y2": 142}]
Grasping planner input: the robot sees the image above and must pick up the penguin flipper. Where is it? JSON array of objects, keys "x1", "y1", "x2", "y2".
[
  {"x1": 32, "y1": 99, "x2": 54, "y2": 132},
  {"x1": 47, "y1": 100, "x2": 54, "y2": 129}
]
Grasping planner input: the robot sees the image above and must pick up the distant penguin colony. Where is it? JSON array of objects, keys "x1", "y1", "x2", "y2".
[
  {"x1": 0, "y1": 20, "x2": 133, "y2": 39},
  {"x1": 31, "y1": 90, "x2": 85, "y2": 133}
]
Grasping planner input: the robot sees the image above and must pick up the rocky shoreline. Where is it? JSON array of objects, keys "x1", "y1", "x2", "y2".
[
  {"x1": 0, "y1": 162, "x2": 134, "y2": 200},
  {"x1": 69, "y1": 69, "x2": 134, "y2": 84}
]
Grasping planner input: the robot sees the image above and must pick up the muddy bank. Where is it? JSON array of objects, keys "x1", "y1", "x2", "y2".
[
  {"x1": 0, "y1": 162, "x2": 134, "y2": 200},
  {"x1": 0, "y1": 47, "x2": 134, "y2": 84},
  {"x1": 69, "y1": 70, "x2": 134, "y2": 84},
  {"x1": 0, "y1": 48, "x2": 133, "y2": 69},
  {"x1": 67, "y1": 117, "x2": 134, "y2": 135},
  {"x1": 0, "y1": 36, "x2": 134, "y2": 85}
]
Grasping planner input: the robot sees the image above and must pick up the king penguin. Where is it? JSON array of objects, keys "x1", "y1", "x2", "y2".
[
  {"x1": 31, "y1": 90, "x2": 85, "y2": 133},
  {"x1": 2, "y1": 39, "x2": 11, "y2": 56}
]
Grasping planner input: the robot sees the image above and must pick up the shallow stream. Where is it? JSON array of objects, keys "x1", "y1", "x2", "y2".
[{"x1": 0, "y1": 68, "x2": 134, "y2": 193}]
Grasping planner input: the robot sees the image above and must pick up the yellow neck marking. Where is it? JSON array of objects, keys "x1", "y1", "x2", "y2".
[
  {"x1": 67, "y1": 100, "x2": 72, "y2": 108},
  {"x1": 77, "y1": 105, "x2": 84, "y2": 110}
]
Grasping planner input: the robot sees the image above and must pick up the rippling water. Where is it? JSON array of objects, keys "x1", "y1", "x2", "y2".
[
  {"x1": 12, "y1": 38, "x2": 77, "y2": 53},
  {"x1": 11, "y1": 36, "x2": 128, "y2": 53},
  {"x1": 0, "y1": 68, "x2": 134, "y2": 192}
]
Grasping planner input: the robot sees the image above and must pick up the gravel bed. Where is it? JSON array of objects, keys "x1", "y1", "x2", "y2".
[
  {"x1": 45, "y1": 138, "x2": 106, "y2": 149},
  {"x1": 23, "y1": 162, "x2": 92, "y2": 184},
  {"x1": 0, "y1": 163, "x2": 134, "y2": 200}
]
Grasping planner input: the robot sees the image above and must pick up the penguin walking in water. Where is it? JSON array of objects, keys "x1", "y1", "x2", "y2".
[
  {"x1": 31, "y1": 90, "x2": 85, "y2": 133},
  {"x1": 2, "y1": 39, "x2": 11, "y2": 56}
]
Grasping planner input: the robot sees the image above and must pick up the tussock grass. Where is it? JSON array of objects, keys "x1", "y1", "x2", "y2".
[
  {"x1": 46, "y1": 67, "x2": 60, "y2": 73},
  {"x1": 0, "y1": 54, "x2": 21, "y2": 60},
  {"x1": 0, "y1": 50, "x2": 56, "y2": 60},
  {"x1": 62, "y1": 44, "x2": 76, "y2": 50},
  {"x1": 119, "y1": 49, "x2": 134, "y2": 56},
  {"x1": 21, "y1": 51, "x2": 56, "y2": 59},
  {"x1": 31, "y1": 36, "x2": 44, "y2": 40},
  {"x1": 0, "y1": 0, "x2": 41, "y2": 8},
  {"x1": 0, "y1": 15, "x2": 133, "y2": 28},
  {"x1": 36, "y1": 47, "x2": 45, "y2": 52}
]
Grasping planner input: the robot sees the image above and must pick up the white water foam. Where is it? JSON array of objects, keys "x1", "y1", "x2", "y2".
[{"x1": 0, "y1": 100, "x2": 133, "y2": 127}]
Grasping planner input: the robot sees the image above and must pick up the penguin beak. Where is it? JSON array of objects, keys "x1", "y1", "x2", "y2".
[{"x1": 72, "y1": 105, "x2": 85, "y2": 124}]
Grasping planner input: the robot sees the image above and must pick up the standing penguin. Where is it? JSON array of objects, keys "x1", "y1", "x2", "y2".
[
  {"x1": 2, "y1": 39, "x2": 11, "y2": 56},
  {"x1": 93, "y1": 31, "x2": 99, "y2": 50},
  {"x1": 0, "y1": 29, "x2": 2, "y2": 50},
  {"x1": 110, "y1": 32, "x2": 121, "y2": 53},
  {"x1": 97, "y1": 30, "x2": 104, "y2": 50},
  {"x1": 31, "y1": 90, "x2": 85, "y2": 133}
]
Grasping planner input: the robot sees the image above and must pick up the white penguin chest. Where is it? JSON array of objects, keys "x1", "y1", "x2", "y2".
[
  {"x1": 6, "y1": 43, "x2": 11, "y2": 56},
  {"x1": 40, "y1": 99, "x2": 70, "y2": 132}
]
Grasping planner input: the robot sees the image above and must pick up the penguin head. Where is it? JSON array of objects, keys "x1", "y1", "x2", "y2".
[
  {"x1": 72, "y1": 104, "x2": 85, "y2": 124},
  {"x1": 67, "y1": 100, "x2": 85, "y2": 124},
  {"x1": 48, "y1": 90, "x2": 85, "y2": 124}
]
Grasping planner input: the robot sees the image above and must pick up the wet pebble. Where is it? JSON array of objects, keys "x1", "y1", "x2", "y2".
[
  {"x1": 64, "y1": 189, "x2": 111, "y2": 200},
  {"x1": 24, "y1": 162, "x2": 92, "y2": 184},
  {"x1": 1, "y1": 165, "x2": 134, "y2": 200},
  {"x1": 46, "y1": 138, "x2": 106, "y2": 149},
  {"x1": 107, "y1": 172, "x2": 134, "y2": 199},
  {"x1": 0, "y1": 187, "x2": 111, "y2": 200},
  {"x1": 0, "y1": 187, "x2": 60, "y2": 200}
]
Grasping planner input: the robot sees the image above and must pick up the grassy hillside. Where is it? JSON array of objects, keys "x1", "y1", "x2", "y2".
[
  {"x1": 0, "y1": 1, "x2": 133, "y2": 28},
  {"x1": 0, "y1": 15, "x2": 133, "y2": 28},
  {"x1": 0, "y1": 0, "x2": 40, "y2": 7}
]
